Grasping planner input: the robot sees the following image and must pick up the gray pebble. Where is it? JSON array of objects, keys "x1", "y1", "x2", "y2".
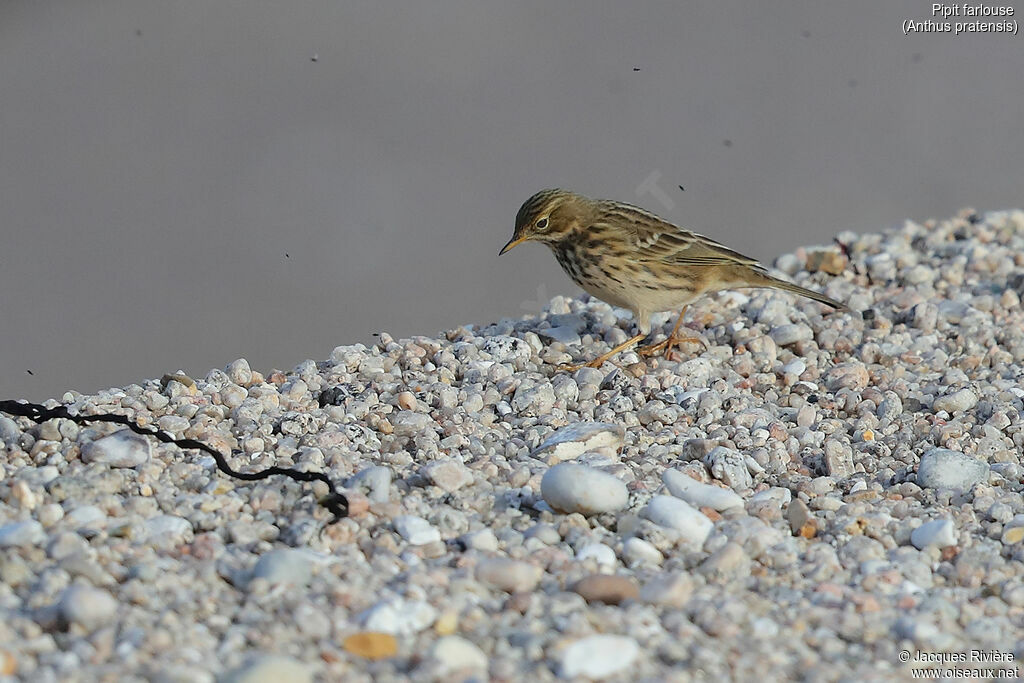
[
  {"x1": 770, "y1": 324, "x2": 813, "y2": 346},
  {"x1": 57, "y1": 584, "x2": 119, "y2": 630},
  {"x1": 932, "y1": 388, "x2": 978, "y2": 414},
  {"x1": 917, "y1": 448, "x2": 989, "y2": 490},
  {"x1": 0, "y1": 519, "x2": 45, "y2": 548},
  {"x1": 220, "y1": 655, "x2": 314, "y2": 683},
  {"x1": 348, "y1": 465, "x2": 392, "y2": 503},
  {"x1": 249, "y1": 549, "x2": 314, "y2": 587},
  {"x1": 81, "y1": 429, "x2": 151, "y2": 467}
]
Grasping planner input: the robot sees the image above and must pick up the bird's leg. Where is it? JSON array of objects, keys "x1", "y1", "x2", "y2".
[
  {"x1": 558, "y1": 332, "x2": 647, "y2": 371},
  {"x1": 637, "y1": 306, "x2": 706, "y2": 359}
]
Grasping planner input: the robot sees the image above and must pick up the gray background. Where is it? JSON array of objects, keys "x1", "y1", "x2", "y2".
[{"x1": 2, "y1": 1, "x2": 1022, "y2": 401}]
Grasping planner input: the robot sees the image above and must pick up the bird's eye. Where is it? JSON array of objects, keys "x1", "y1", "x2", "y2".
[{"x1": 535, "y1": 217, "x2": 549, "y2": 231}]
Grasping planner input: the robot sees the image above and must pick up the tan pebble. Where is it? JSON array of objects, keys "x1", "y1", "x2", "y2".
[
  {"x1": 572, "y1": 574, "x2": 639, "y2": 605},
  {"x1": 342, "y1": 632, "x2": 398, "y2": 660},
  {"x1": 10, "y1": 481, "x2": 38, "y2": 510},
  {"x1": 434, "y1": 611, "x2": 458, "y2": 635},
  {"x1": 343, "y1": 491, "x2": 370, "y2": 517},
  {"x1": 699, "y1": 507, "x2": 723, "y2": 522},
  {"x1": 1002, "y1": 526, "x2": 1024, "y2": 545},
  {"x1": 396, "y1": 392, "x2": 417, "y2": 410},
  {"x1": 160, "y1": 372, "x2": 196, "y2": 388},
  {"x1": 787, "y1": 499, "x2": 814, "y2": 536},
  {"x1": 505, "y1": 592, "x2": 533, "y2": 613},
  {"x1": 0, "y1": 650, "x2": 16, "y2": 676},
  {"x1": 806, "y1": 249, "x2": 848, "y2": 275},
  {"x1": 475, "y1": 558, "x2": 542, "y2": 593}
]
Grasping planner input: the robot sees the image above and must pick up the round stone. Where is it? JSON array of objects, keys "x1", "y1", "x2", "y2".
[
  {"x1": 560, "y1": 635, "x2": 639, "y2": 679},
  {"x1": 916, "y1": 449, "x2": 989, "y2": 490},
  {"x1": 641, "y1": 495, "x2": 714, "y2": 546},
  {"x1": 540, "y1": 463, "x2": 628, "y2": 515}
]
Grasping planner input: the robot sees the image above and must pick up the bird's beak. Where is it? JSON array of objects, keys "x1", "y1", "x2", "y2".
[{"x1": 499, "y1": 234, "x2": 528, "y2": 255}]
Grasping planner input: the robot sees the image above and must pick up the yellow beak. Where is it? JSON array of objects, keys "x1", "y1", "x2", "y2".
[{"x1": 499, "y1": 234, "x2": 528, "y2": 255}]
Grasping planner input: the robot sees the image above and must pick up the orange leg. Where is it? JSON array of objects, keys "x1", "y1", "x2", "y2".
[
  {"x1": 559, "y1": 332, "x2": 647, "y2": 371},
  {"x1": 636, "y1": 306, "x2": 706, "y2": 360}
]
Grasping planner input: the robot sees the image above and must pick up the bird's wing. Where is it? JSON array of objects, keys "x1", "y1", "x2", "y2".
[{"x1": 597, "y1": 200, "x2": 762, "y2": 268}]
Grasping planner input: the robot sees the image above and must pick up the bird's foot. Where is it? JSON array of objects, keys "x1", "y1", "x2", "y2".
[{"x1": 637, "y1": 333, "x2": 707, "y2": 361}]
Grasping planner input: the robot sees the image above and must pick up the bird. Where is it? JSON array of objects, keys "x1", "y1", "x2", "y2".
[{"x1": 499, "y1": 188, "x2": 848, "y2": 368}]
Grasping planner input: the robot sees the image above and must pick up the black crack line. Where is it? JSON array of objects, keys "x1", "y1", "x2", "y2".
[{"x1": 0, "y1": 400, "x2": 348, "y2": 523}]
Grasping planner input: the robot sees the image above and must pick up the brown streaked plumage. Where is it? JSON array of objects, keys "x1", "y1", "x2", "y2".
[{"x1": 500, "y1": 188, "x2": 849, "y2": 368}]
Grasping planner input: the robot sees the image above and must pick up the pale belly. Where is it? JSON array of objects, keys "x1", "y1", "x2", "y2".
[{"x1": 551, "y1": 244, "x2": 700, "y2": 332}]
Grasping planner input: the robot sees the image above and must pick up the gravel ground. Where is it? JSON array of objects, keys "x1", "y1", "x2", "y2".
[{"x1": 3, "y1": 208, "x2": 1024, "y2": 682}]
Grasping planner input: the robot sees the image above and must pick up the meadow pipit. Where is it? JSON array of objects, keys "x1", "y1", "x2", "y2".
[{"x1": 500, "y1": 189, "x2": 849, "y2": 368}]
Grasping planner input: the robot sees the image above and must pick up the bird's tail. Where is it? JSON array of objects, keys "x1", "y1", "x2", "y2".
[{"x1": 759, "y1": 274, "x2": 849, "y2": 311}]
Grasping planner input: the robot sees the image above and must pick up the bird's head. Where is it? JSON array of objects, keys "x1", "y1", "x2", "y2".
[{"x1": 499, "y1": 189, "x2": 589, "y2": 254}]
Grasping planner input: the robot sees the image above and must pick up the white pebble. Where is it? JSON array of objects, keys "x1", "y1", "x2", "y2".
[
  {"x1": 541, "y1": 463, "x2": 628, "y2": 515},
  {"x1": 459, "y1": 529, "x2": 499, "y2": 552},
  {"x1": 0, "y1": 519, "x2": 45, "y2": 548},
  {"x1": 361, "y1": 598, "x2": 438, "y2": 635},
  {"x1": 391, "y1": 411, "x2": 434, "y2": 437},
  {"x1": 932, "y1": 388, "x2": 978, "y2": 414},
  {"x1": 475, "y1": 558, "x2": 542, "y2": 593},
  {"x1": 575, "y1": 543, "x2": 616, "y2": 567},
  {"x1": 641, "y1": 495, "x2": 713, "y2": 546},
  {"x1": 81, "y1": 429, "x2": 151, "y2": 468},
  {"x1": 622, "y1": 537, "x2": 663, "y2": 566},
  {"x1": 704, "y1": 446, "x2": 753, "y2": 490},
  {"x1": 422, "y1": 459, "x2": 474, "y2": 492},
  {"x1": 560, "y1": 634, "x2": 639, "y2": 679},
  {"x1": 917, "y1": 448, "x2": 989, "y2": 490},
  {"x1": 911, "y1": 519, "x2": 957, "y2": 549},
  {"x1": 249, "y1": 549, "x2": 313, "y2": 587},
  {"x1": 430, "y1": 635, "x2": 488, "y2": 674},
  {"x1": 58, "y1": 584, "x2": 119, "y2": 630},
  {"x1": 145, "y1": 515, "x2": 193, "y2": 545},
  {"x1": 220, "y1": 655, "x2": 314, "y2": 683},
  {"x1": 393, "y1": 515, "x2": 441, "y2": 545},
  {"x1": 663, "y1": 469, "x2": 744, "y2": 511}
]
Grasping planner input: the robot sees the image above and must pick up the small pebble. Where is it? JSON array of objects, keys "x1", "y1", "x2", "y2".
[
  {"x1": 220, "y1": 655, "x2": 314, "y2": 683},
  {"x1": 361, "y1": 598, "x2": 438, "y2": 635},
  {"x1": 343, "y1": 632, "x2": 398, "y2": 660},
  {"x1": 421, "y1": 459, "x2": 474, "y2": 492},
  {"x1": 559, "y1": 635, "x2": 639, "y2": 679},
  {"x1": 475, "y1": 558, "x2": 542, "y2": 593},
  {"x1": 57, "y1": 584, "x2": 119, "y2": 630},
  {"x1": 575, "y1": 543, "x2": 617, "y2": 567},
  {"x1": 932, "y1": 388, "x2": 978, "y2": 414},
  {"x1": 663, "y1": 469, "x2": 744, "y2": 511},
  {"x1": 430, "y1": 635, "x2": 488, "y2": 674},
  {"x1": 0, "y1": 520, "x2": 45, "y2": 548},
  {"x1": 81, "y1": 429, "x2": 151, "y2": 467},
  {"x1": 541, "y1": 463, "x2": 629, "y2": 515},
  {"x1": 393, "y1": 515, "x2": 442, "y2": 545},
  {"x1": 910, "y1": 519, "x2": 957, "y2": 549},
  {"x1": 916, "y1": 449, "x2": 989, "y2": 490},
  {"x1": 642, "y1": 495, "x2": 714, "y2": 545},
  {"x1": 249, "y1": 549, "x2": 314, "y2": 587},
  {"x1": 572, "y1": 574, "x2": 639, "y2": 605}
]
